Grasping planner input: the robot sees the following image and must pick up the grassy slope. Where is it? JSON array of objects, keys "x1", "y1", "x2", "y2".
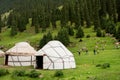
[{"x1": 0, "y1": 25, "x2": 120, "y2": 80}]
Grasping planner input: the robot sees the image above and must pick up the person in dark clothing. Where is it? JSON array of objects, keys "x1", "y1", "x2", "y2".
[
  {"x1": 93, "y1": 49, "x2": 96, "y2": 55},
  {"x1": 77, "y1": 50, "x2": 81, "y2": 56},
  {"x1": 86, "y1": 49, "x2": 88, "y2": 55}
]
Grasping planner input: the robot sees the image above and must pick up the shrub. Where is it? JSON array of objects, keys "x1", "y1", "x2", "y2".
[
  {"x1": 76, "y1": 26, "x2": 84, "y2": 38},
  {"x1": 101, "y1": 63, "x2": 110, "y2": 69},
  {"x1": 27, "y1": 70, "x2": 40, "y2": 78},
  {"x1": 55, "y1": 28, "x2": 70, "y2": 46},
  {"x1": 54, "y1": 70, "x2": 64, "y2": 77},
  {"x1": 12, "y1": 69, "x2": 25, "y2": 77},
  {"x1": 96, "y1": 64, "x2": 101, "y2": 67},
  {"x1": 79, "y1": 38, "x2": 83, "y2": 42},
  {"x1": 86, "y1": 34, "x2": 91, "y2": 38},
  {"x1": 96, "y1": 28, "x2": 102, "y2": 37},
  {"x1": 0, "y1": 69, "x2": 9, "y2": 76},
  {"x1": 68, "y1": 27, "x2": 74, "y2": 36},
  {"x1": 96, "y1": 63, "x2": 110, "y2": 69}
]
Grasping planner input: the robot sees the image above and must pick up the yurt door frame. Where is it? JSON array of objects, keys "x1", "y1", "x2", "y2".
[
  {"x1": 36, "y1": 56, "x2": 43, "y2": 69},
  {"x1": 5, "y1": 54, "x2": 9, "y2": 65}
]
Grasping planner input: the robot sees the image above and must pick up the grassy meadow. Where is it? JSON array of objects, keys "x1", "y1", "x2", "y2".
[{"x1": 0, "y1": 26, "x2": 120, "y2": 80}]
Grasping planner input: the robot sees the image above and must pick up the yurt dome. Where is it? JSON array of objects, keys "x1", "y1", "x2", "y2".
[
  {"x1": 35, "y1": 40, "x2": 76, "y2": 69},
  {"x1": 5, "y1": 42, "x2": 37, "y2": 66}
]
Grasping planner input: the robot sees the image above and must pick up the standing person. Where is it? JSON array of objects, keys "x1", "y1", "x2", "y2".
[
  {"x1": 77, "y1": 50, "x2": 81, "y2": 56},
  {"x1": 86, "y1": 49, "x2": 88, "y2": 55},
  {"x1": 93, "y1": 49, "x2": 96, "y2": 55}
]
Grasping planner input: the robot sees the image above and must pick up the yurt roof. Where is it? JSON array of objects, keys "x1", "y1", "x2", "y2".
[
  {"x1": 6, "y1": 42, "x2": 37, "y2": 56},
  {"x1": 0, "y1": 50, "x2": 4, "y2": 56},
  {"x1": 35, "y1": 40, "x2": 73, "y2": 57}
]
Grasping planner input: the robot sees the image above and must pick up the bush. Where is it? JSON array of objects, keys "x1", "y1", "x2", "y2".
[
  {"x1": 54, "y1": 70, "x2": 64, "y2": 77},
  {"x1": 68, "y1": 27, "x2": 74, "y2": 36},
  {"x1": 86, "y1": 34, "x2": 91, "y2": 38},
  {"x1": 76, "y1": 26, "x2": 84, "y2": 38},
  {"x1": 96, "y1": 64, "x2": 101, "y2": 67},
  {"x1": 27, "y1": 70, "x2": 40, "y2": 78},
  {"x1": 12, "y1": 69, "x2": 26, "y2": 77},
  {"x1": 79, "y1": 39, "x2": 83, "y2": 42},
  {"x1": 96, "y1": 63, "x2": 110, "y2": 69},
  {"x1": 101, "y1": 63, "x2": 110, "y2": 69},
  {"x1": 96, "y1": 28, "x2": 102, "y2": 37},
  {"x1": 0, "y1": 69, "x2": 9, "y2": 76}
]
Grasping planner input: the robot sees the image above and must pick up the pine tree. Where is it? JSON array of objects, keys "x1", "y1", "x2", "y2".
[
  {"x1": 79, "y1": 0, "x2": 85, "y2": 26},
  {"x1": 100, "y1": 17, "x2": 107, "y2": 29},
  {"x1": 99, "y1": 0, "x2": 107, "y2": 17},
  {"x1": 107, "y1": 0, "x2": 117, "y2": 22},
  {"x1": 116, "y1": 26, "x2": 120, "y2": 41},
  {"x1": 68, "y1": 1, "x2": 76, "y2": 25},
  {"x1": 84, "y1": 0, "x2": 91, "y2": 27},
  {"x1": 46, "y1": 32, "x2": 53, "y2": 42},
  {"x1": 51, "y1": 8, "x2": 57, "y2": 28},
  {"x1": 74, "y1": 0, "x2": 81, "y2": 28},
  {"x1": 87, "y1": 0, "x2": 93, "y2": 22},
  {"x1": 56, "y1": 28, "x2": 70, "y2": 46},
  {"x1": 17, "y1": 15, "x2": 27, "y2": 32},
  {"x1": 39, "y1": 32, "x2": 53, "y2": 48},
  {"x1": 112, "y1": 0, "x2": 117, "y2": 22},
  {"x1": 39, "y1": 35, "x2": 47, "y2": 48},
  {"x1": 10, "y1": 13, "x2": 18, "y2": 36},
  {"x1": 76, "y1": 26, "x2": 84, "y2": 38},
  {"x1": 68, "y1": 26, "x2": 74, "y2": 36},
  {"x1": 105, "y1": 20, "x2": 116, "y2": 35},
  {"x1": 61, "y1": 1, "x2": 69, "y2": 27},
  {"x1": 116, "y1": 0, "x2": 120, "y2": 21},
  {"x1": 0, "y1": 15, "x2": 2, "y2": 33},
  {"x1": 93, "y1": 0, "x2": 101, "y2": 30}
]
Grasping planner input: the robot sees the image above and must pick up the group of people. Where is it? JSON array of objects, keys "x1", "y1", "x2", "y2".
[
  {"x1": 77, "y1": 46, "x2": 102, "y2": 56},
  {"x1": 77, "y1": 48, "x2": 88, "y2": 56}
]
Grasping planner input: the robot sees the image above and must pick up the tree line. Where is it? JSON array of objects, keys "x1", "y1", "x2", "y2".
[{"x1": 0, "y1": 0, "x2": 120, "y2": 46}]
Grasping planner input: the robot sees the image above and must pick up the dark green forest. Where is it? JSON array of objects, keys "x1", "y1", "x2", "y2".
[{"x1": 0, "y1": 0, "x2": 120, "y2": 46}]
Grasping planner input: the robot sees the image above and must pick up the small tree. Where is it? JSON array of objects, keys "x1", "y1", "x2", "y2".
[
  {"x1": 96, "y1": 28, "x2": 102, "y2": 37},
  {"x1": 76, "y1": 26, "x2": 84, "y2": 38},
  {"x1": 68, "y1": 26, "x2": 74, "y2": 36},
  {"x1": 39, "y1": 32, "x2": 53, "y2": 48},
  {"x1": 0, "y1": 15, "x2": 2, "y2": 33},
  {"x1": 105, "y1": 20, "x2": 116, "y2": 34},
  {"x1": 11, "y1": 26, "x2": 17, "y2": 36},
  {"x1": 39, "y1": 35, "x2": 47, "y2": 48},
  {"x1": 46, "y1": 32, "x2": 53, "y2": 42},
  {"x1": 10, "y1": 14, "x2": 18, "y2": 36},
  {"x1": 116, "y1": 26, "x2": 120, "y2": 41},
  {"x1": 55, "y1": 28, "x2": 70, "y2": 46}
]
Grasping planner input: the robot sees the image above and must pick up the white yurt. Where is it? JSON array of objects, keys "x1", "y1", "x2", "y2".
[
  {"x1": 5, "y1": 42, "x2": 37, "y2": 66},
  {"x1": 0, "y1": 50, "x2": 4, "y2": 57},
  {"x1": 35, "y1": 40, "x2": 76, "y2": 69}
]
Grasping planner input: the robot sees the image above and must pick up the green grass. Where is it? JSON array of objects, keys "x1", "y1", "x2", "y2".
[{"x1": 0, "y1": 26, "x2": 120, "y2": 80}]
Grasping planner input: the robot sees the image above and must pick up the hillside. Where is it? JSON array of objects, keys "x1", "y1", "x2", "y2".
[
  {"x1": 0, "y1": 26, "x2": 120, "y2": 80},
  {"x1": 0, "y1": 0, "x2": 120, "y2": 49},
  {"x1": 0, "y1": 1, "x2": 120, "y2": 79}
]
